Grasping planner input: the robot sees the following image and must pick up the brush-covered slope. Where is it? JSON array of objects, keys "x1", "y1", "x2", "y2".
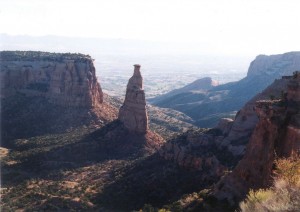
[{"x1": 150, "y1": 77, "x2": 218, "y2": 107}]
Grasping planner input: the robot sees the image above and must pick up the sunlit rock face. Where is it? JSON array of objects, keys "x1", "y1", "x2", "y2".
[
  {"x1": 221, "y1": 77, "x2": 290, "y2": 156},
  {"x1": 118, "y1": 65, "x2": 148, "y2": 134},
  {"x1": 0, "y1": 51, "x2": 103, "y2": 107},
  {"x1": 247, "y1": 52, "x2": 300, "y2": 78}
]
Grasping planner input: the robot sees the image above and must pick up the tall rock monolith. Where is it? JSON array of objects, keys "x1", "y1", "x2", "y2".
[{"x1": 118, "y1": 64, "x2": 148, "y2": 134}]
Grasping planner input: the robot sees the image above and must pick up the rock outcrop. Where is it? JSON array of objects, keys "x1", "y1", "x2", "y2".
[
  {"x1": 159, "y1": 75, "x2": 291, "y2": 167},
  {"x1": 221, "y1": 77, "x2": 290, "y2": 156},
  {"x1": 104, "y1": 65, "x2": 165, "y2": 154},
  {"x1": 158, "y1": 72, "x2": 300, "y2": 206},
  {"x1": 159, "y1": 129, "x2": 231, "y2": 178},
  {"x1": 159, "y1": 71, "x2": 292, "y2": 172},
  {"x1": 213, "y1": 71, "x2": 300, "y2": 205},
  {"x1": 247, "y1": 52, "x2": 300, "y2": 78},
  {"x1": 1, "y1": 51, "x2": 118, "y2": 142},
  {"x1": 118, "y1": 65, "x2": 148, "y2": 134},
  {"x1": 0, "y1": 51, "x2": 103, "y2": 107}
]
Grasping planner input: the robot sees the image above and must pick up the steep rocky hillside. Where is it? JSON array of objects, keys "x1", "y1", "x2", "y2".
[
  {"x1": 151, "y1": 51, "x2": 300, "y2": 127},
  {"x1": 147, "y1": 105, "x2": 195, "y2": 139},
  {"x1": 157, "y1": 72, "x2": 300, "y2": 211},
  {"x1": 213, "y1": 71, "x2": 300, "y2": 206},
  {"x1": 158, "y1": 73, "x2": 291, "y2": 178}
]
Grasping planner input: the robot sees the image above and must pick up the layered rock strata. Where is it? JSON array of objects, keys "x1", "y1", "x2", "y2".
[
  {"x1": 159, "y1": 129, "x2": 229, "y2": 178},
  {"x1": 159, "y1": 73, "x2": 300, "y2": 202},
  {"x1": 118, "y1": 65, "x2": 148, "y2": 133},
  {"x1": 1, "y1": 51, "x2": 117, "y2": 142},
  {"x1": 213, "y1": 71, "x2": 300, "y2": 204},
  {"x1": 0, "y1": 51, "x2": 103, "y2": 107},
  {"x1": 221, "y1": 77, "x2": 290, "y2": 156},
  {"x1": 159, "y1": 75, "x2": 291, "y2": 170}
]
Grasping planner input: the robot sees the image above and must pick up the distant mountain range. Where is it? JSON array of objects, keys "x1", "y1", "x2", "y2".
[{"x1": 150, "y1": 51, "x2": 300, "y2": 127}]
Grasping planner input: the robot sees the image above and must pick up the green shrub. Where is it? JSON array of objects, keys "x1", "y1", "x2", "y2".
[
  {"x1": 240, "y1": 156, "x2": 300, "y2": 212},
  {"x1": 274, "y1": 156, "x2": 300, "y2": 186}
]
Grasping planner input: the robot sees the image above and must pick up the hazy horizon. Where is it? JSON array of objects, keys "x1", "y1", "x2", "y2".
[
  {"x1": 1, "y1": 0, "x2": 300, "y2": 97},
  {"x1": 1, "y1": 0, "x2": 300, "y2": 57},
  {"x1": 0, "y1": 33, "x2": 251, "y2": 98}
]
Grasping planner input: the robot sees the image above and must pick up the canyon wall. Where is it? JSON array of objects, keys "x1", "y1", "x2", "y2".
[
  {"x1": 0, "y1": 51, "x2": 103, "y2": 108},
  {"x1": 214, "y1": 72, "x2": 300, "y2": 204},
  {"x1": 1, "y1": 51, "x2": 118, "y2": 142},
  {"x1": 159, "y1": 72, "x2": 300, "y2": 200},
  {"x1": 159, "y1": 75, "x2": 291, "y2": 167},
  {"x1": 247, "y1": 52, "x2": 300, "y2": 78},
  {"x1": 221, "y1": 77, "x2": 290, "y2": 156}
]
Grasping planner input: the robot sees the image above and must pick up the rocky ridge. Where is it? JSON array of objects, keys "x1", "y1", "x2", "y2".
[
  {"x1": 213, "y1": 71, "x2": 300, "y2": 205},
  {"x1": 150, "y1": 77, "x2": 219, "y2": 107},
  {"x1": 151, "y1": 51, "x2": 300, "y2": 127},
  {"x1": 220, "y1": 76, "x2": 290, "y2": 156},
  {"x1": 158, "y1": 73, "x2": 295, "y2": 189},
  {"x1": 159, "y1": 128, "x2": 232, "y2": 178}
]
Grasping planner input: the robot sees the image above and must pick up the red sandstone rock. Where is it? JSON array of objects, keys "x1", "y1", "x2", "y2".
[
  {"x1": 118, "y1": 65, "x2": 148, "y2": 134},
  {"x1": 213, "y1": 72, "x2": 300, "y2": 204},
  {"x1": 0, "y1": 52, "x2": 103, "y2": 108},
  {"x1": 221, "y1": 77, "x2": 290, "y2": 156}
]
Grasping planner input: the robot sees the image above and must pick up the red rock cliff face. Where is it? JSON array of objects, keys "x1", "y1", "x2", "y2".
[
  {"x1": 213, "y1": 72, "x2": 300, "y2": 204},
  {"x1": 221, "y1": 77, "x2": 290, "y2": 156},
  {"x1": 0, "y1": 51, "x2": 103, "y2": 108},
  {"x1": 158, "y1": 77, "x2": 291, "y2": 177}
]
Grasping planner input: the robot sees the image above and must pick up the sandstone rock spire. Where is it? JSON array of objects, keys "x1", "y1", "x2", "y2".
[{"x1": 118, "y1": 64, "x2": 148, "y2": 133}]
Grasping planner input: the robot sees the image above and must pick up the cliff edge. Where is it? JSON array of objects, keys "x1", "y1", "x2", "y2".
[
  {"x1": 0, "y1": 51, "x2": 103, "y2": 107},
  {"x1": 1, "y1": 51, "x2": 117, "y2": 142},
  {"x1": 213, "y1": 71, "x2": 300, "y2": 205}
]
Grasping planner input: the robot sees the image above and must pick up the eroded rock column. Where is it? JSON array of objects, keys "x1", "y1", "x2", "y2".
[{"x1": 118, "y1": 64, "x2": 148, "y2": 133}]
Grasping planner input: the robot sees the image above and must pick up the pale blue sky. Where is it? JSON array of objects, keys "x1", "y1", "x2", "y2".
[{"x1": 1, "y1": 0, "x2": 300, "y2": 55}]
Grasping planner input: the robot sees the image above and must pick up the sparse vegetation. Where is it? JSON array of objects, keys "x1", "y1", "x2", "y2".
[
  {"x1": 1, "y1": 122, "x2": 209, "y2": 211},
  {"x1": 0, "y1": 51, "x2": 92, "y2": 62},
  {"x1": 240, "y1": 155, "x2": 300, "y2": 212}
]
